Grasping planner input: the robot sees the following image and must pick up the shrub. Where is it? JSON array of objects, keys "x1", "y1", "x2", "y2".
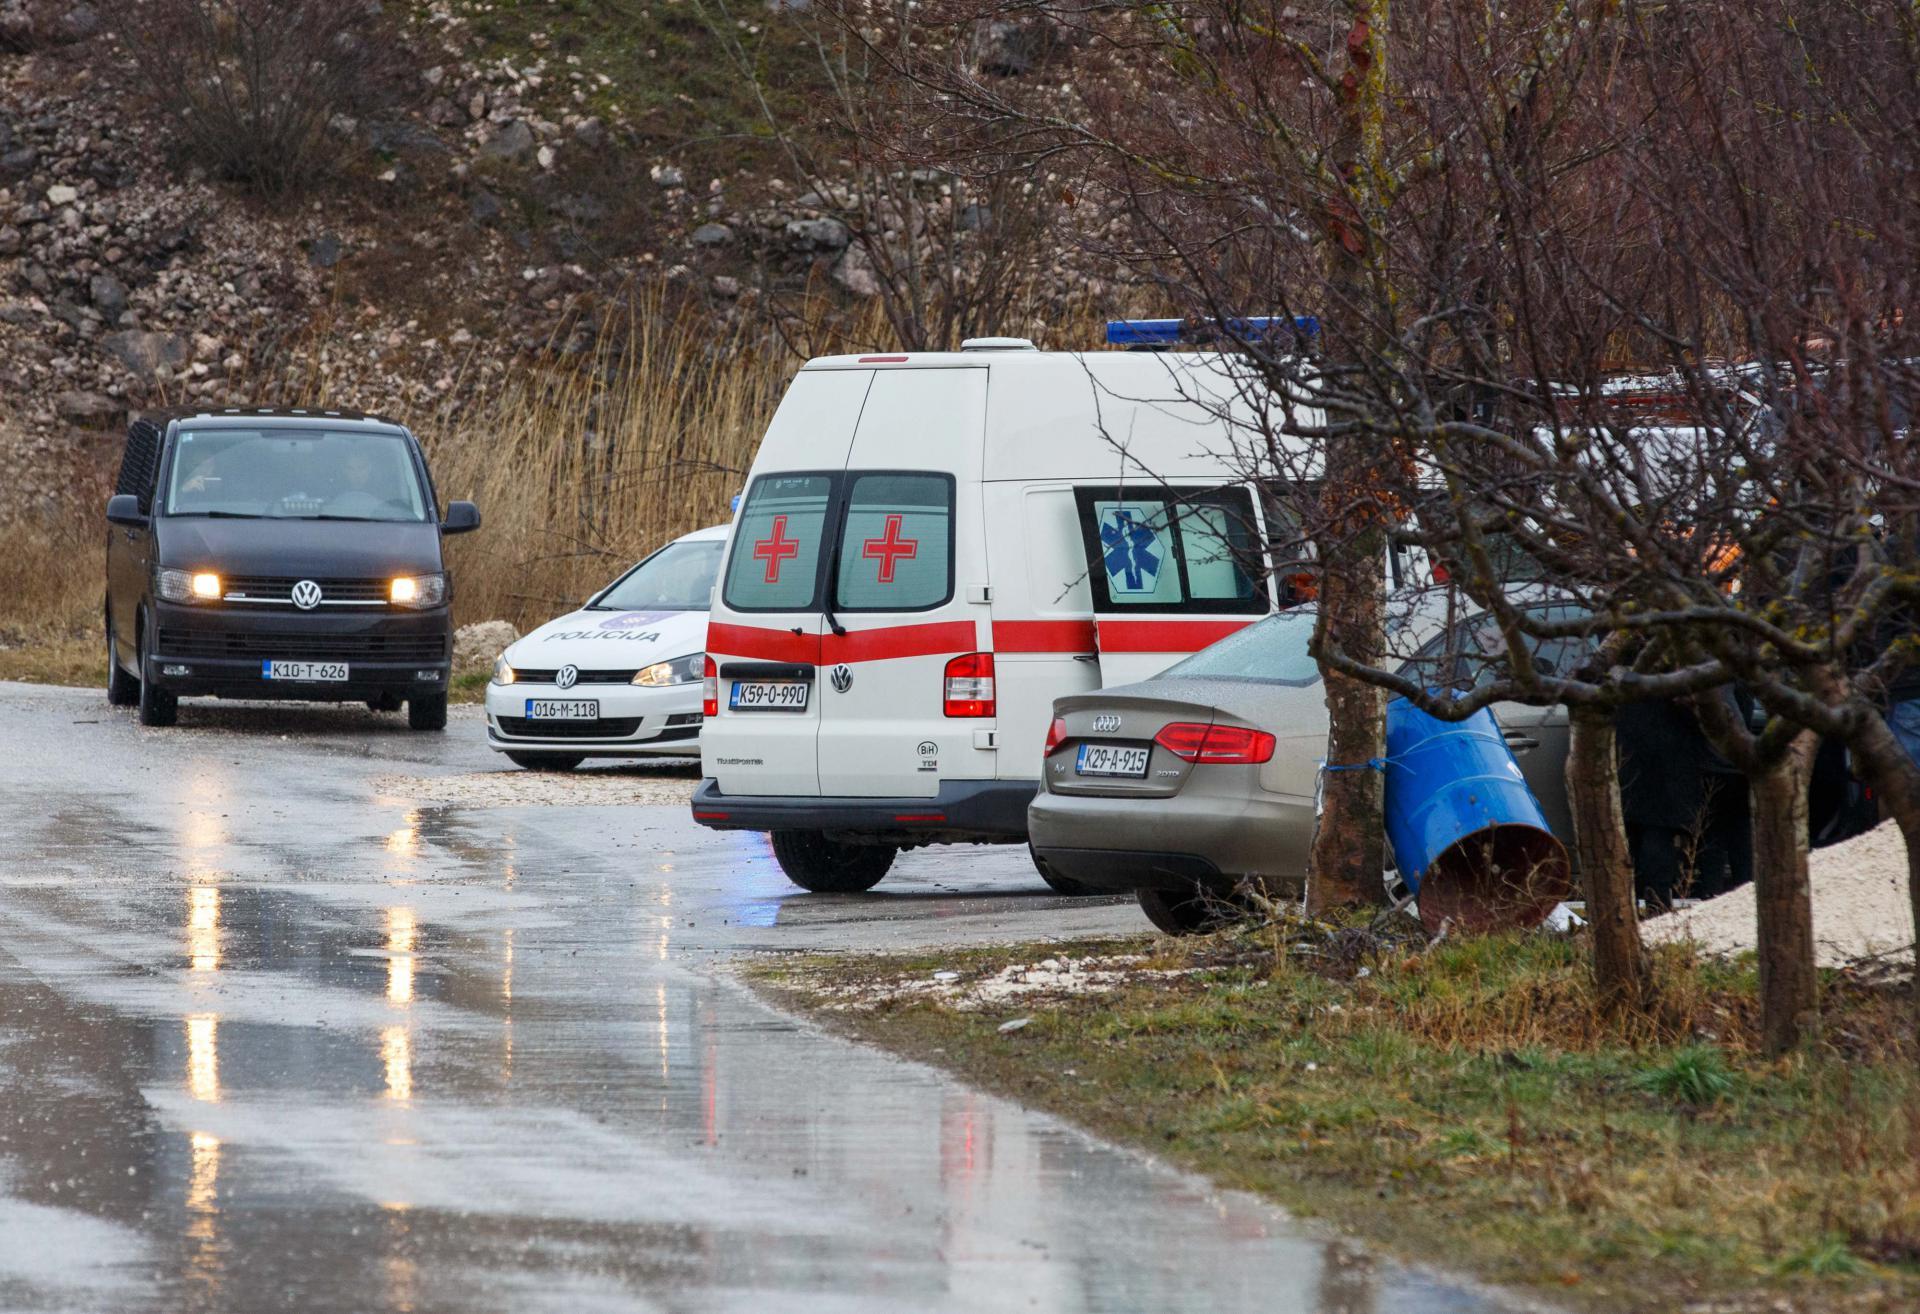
[{"x1": 100, "y1": 0, "x2": 410, "y2": 193}]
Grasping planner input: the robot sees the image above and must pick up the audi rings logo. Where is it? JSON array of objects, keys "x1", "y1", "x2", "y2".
[
  {"x1": 556, "y1": 664, "x2": 580, "y2": 690},
  {"x1": 1093, "y1": 714, "x2": 1122, "y2": 733},
  {"x1": 290, "y1": 580, "x2": 323, "y2": 610},
  {"x1": 830, "y1": 664, "x2": 853, "y2": 693}
]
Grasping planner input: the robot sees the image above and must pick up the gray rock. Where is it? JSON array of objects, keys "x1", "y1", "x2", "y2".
[
  {"x1": 480, "y1": 119, "x2": 536, "y2": 164},
  {"x1": 832, "y1": 244, "x2": 883, "y2": 298},
  {"x1": 652, "y1": 165, "x2": 685, "y2": 189},
  {"x1": 0, "y1": 225, "x2": 18, "y2": 256},
  {"x1": 968, "y1": 17, "x2": 1059, "y2": 77},
  {"x1": 88, "y1": 272, "x2": 127, "y2": 319},
  {"x1": 366, "y1": 119, "x2": 448, "y2": 156},
  {"x1": 55, "y1": 390, "x2": 120, "y2": 427},
  {"x1": 0, "y1": 147, "x2": 36, "y2": 180},
  {"x1": 468, "y1": 189, "x2": 502, "y2": 225},
  {"x1": 573, "y1": 117, "x2": 608, "y2": 151},
  {"x1": 102, "y1": 329, "x2": 190, "y2": 380},
  {"x1": 554, "y1": 193, "x2": 608, "y2": 224},
  {"x1": 691, "y1": 222, "x2": 733, "y2": 247},
  {"x1": 784, "y1": 217, "x2": 850, "y2": 251},
  {"x1": 957, "y1": 202, "x2": 991, "y2": 231},
  {"x1": 307, "y1": 233, "x2": 344, "y2": 268}
]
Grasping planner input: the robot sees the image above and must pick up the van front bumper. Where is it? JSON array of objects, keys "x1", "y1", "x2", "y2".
[
  {"x1": 146, "y1": 601, "x2": 451, "y2": 699},
  {"x1": 691, "y1": 778, "x2": 1036, "y2": 845}
]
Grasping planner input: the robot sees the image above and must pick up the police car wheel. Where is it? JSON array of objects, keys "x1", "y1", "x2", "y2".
[
  {"x1": 505, "y1": 752, "x2": 585, "y2": 772},
  {"x1": 407, "y1": 692, "x2": 448, "y2": 731},
  {"x1": 1136, "y1": 885, "x2": 1245, "y2": 936},
  {"x1": 1030, "y1": 844, "x2": 1098, "y2": 896},
  {"x1": 770, "y1": 830, "x2": 895, "y2": 893}
]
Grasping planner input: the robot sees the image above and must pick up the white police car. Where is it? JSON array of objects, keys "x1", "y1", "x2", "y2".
[{"x1": 486, "y1": 524, "x2": 726, "y2": 769}]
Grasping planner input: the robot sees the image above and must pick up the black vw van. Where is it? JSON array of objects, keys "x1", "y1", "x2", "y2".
[{"x1": 104, "y1": 409, "x2": 480, "y2": 729}]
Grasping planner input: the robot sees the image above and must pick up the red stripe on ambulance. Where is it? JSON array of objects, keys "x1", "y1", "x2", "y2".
[
  {"x1": 705, "y1": 623, "x2": 820, "y2": 664},
  {"x1": 708, "y1": 620, "x2": 978, "y2": 665},
  {"x1": 991, "y1": 620, "x2": 1098, "y2": 653},
  {"x1": 1095, "y1": 618, "x2": 1255, "y2": 652}
]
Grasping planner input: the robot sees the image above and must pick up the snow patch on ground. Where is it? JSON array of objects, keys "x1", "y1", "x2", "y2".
[
  {"x1": 807, "y1": 955, "x2": 1196, "y2": 1012},
  {"x1": 374, "y1": 768, "x2": 698, "y2": 808},
  {"x1": 0, "y1": 1172, "x2": 150, "y2": 1306},
  {"x1": 1646, "y1": 819, "x2": 1915, "y2": 968}
]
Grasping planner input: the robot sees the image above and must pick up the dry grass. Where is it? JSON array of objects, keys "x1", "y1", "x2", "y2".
[
  {"x1": 0, "y1": 503, "x2": 107, "y2": 687},
  {"x1": 751, "y1": 924, "x2": 1920, "y2": 1312}
]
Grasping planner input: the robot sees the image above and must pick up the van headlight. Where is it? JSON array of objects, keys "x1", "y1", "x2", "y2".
[
  {"x1": 390, "y1": 573, "x2": 447, "y2": 609},
  {"x1": 633, "y1": 653, "x2": 704, "y2": 687},
  {"x1": 157, "y1": 569, "x2": 222, "y2": 603},
  {"x1": 492, "y1": 656, "x2": 516, "y2": 686}
]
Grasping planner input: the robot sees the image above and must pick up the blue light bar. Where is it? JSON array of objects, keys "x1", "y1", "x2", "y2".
[{"x1": 1104, "y1": 316, "x2": 1321, "y2": 347}]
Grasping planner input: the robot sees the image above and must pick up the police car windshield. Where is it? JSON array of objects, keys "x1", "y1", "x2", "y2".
[
  {"x1": 591, "y1": 539, "x2": 724, "y2": 611},
  {"x1": 165, "y1": 429, "x2": 429, "y2": 522}
]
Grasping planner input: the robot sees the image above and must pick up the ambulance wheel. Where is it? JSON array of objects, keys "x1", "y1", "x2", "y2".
[
  {"x1": 1136, "y1": 885, "x2": 1246, "y2": 936},
  {"x1": 506, "y1": 752, "x2": 584, "y2": 772},
  {"x1": 1030, "y1": 844, "x2": 1098, "y2": 896},
  {"x1": 770, "y1": 830, "x2": 895, "y2": 893}
]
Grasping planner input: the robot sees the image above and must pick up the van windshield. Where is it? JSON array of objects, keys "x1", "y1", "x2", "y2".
[
  {"x1": 165, "y1": 429, "x2": 430, "y2": 522},
  {"x1": 591, "y1": 539, "x2": 725, "y2": 611}
]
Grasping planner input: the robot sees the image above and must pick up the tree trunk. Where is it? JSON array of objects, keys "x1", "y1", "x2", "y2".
[
  {"x1": 1841, "y1": 709, "x2": 1920, "y2": 1052},
  {"x1": 1306, "y1": 0, "x2": 1392, "y2": 914},
  {"x1": 1565, "y1": 705, "x2": 1649, "y2": 1011},
  {"x1": 1749, "y1": 733, "x2": 1817, "y2": 1056}
]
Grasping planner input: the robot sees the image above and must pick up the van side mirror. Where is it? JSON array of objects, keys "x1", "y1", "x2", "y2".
[
  {"x1": 441, "y1": 501, "x2": 481, "y2": 535},
  {"x1": 106, "y1": 493, "x2": 148, "y2": 528}
]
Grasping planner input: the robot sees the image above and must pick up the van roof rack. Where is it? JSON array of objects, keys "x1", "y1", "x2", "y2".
[
  {"x1": 1104, "y1": 316, "x2": 1320, "y2": 349},
  {"x1": 960, "y1": 337, "x2": 1037, "y2": 351}
]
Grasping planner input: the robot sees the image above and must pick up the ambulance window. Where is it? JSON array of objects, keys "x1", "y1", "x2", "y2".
[
  {"x1": 1075, "y1": 486, "x2": 1269, "y2": 615},
  {"x1": 1176, "y1": 503, "x2": 1259, "y2": 604},
  {"x1": 723, "y1": 474, "x2": 832, "y2": 611},
  {"x1": 835, "y1": 472, "x2": 954, "y2": 611}
]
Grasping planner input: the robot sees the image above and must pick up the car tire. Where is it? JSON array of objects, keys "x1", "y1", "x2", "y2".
[
  {"x1": 1030, "y1": 844, "x2": 1099, "y2": 896},
  {"x1": 1136, "y1": 885, "x2": 1246, "y2": 935},
  {"x1": 407, "y1": 692, "x2": 449, "y2": 731},
  {"x1": 135, "y1": 622, "x2": 177, "y2": 727},
  {"x1": 770, "y1": 829, "x2": 895, "y2": 893},
  {"x1": 106, "y1": 616, "x2": 138, "y2": 707},
  {"x1": 505, "y1": 752, "x2": 585, "y2": 772}
]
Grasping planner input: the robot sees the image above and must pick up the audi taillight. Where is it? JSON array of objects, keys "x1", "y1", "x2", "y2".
[
  {"x1": 943, "y1": 652, "x2": 995, "y2": 718},
  {"x1": 1153, "y1": 721, "x2": 1276, "y2": 764},
  {"x1": 702, "y1": 655, "x2": 718, "y2": 718},
  {"x1": 1043, "y1": 716, "x2": 1068, "y2": 757}
]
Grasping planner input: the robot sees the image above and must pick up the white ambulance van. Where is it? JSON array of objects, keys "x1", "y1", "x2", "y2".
[{"x1": 691, "y1": 323, "x2": 1323, "y2": 893}]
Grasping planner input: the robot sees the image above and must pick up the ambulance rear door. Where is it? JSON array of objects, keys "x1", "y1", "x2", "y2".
[
  {"x1": 814, "y1": 366, "x2": 989, "y2": 798},
  {"x1": 705, "y1": 369, "x2": 874, "y2": 797},
  {"x1": 1073, "y1": 483, "x2": 1272, "y2": 686}
]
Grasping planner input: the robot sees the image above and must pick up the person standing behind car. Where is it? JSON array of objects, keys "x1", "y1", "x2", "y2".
[{"x1": 1616, "y1": 687, "x2": 1753, "y2": 910}]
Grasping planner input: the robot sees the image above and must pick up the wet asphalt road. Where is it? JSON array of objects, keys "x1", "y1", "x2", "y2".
[{"x1": 0, "y1": 682, "x2": 1535, "y2": 1314}]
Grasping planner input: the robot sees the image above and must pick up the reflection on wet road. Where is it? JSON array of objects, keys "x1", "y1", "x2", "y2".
[{"x1": 0, "y1": 685, "x2": 1531, "y2": 1313}]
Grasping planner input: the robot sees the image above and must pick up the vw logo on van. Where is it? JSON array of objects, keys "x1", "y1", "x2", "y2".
[
  {"x1": 556, "y1": 664, "x2": 580, "y2": 690},
  {"x1": 290, "y1": 580, "x2": 323, "y2": 610},
  {"x1": 830, "y1": 665, "x2": 853, "y2": 694},
  {"x1": 1093, "y1": 714, "x2": 1122, "y2": 734}
]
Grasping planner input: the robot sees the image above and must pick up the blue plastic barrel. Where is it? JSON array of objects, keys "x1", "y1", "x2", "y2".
[{"x1": 1383, "y1": 698, "x2": 1571, "y2": 933}]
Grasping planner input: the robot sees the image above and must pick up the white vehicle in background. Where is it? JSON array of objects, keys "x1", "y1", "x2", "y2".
[{"x1": 486, "y1": 524, "x2": 727, "y2": 769}]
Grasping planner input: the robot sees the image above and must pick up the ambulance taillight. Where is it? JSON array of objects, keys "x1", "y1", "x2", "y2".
[
  {"x1": 943, "y1": 653, "x2": 996, "y2": 718},
  {"x1": 702, "y1": 656, "x2": 718, "y2": 718}
]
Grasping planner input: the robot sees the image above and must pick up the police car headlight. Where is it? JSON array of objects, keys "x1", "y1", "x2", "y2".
[
  {"x1": 492, "y1": 656, "x2": 516, "y2": 686},
  {"x1": 390, "y1": 573, "x2": 446, "y2": 609},
  {"x1": 633, "y1": 653, "x2": 704, "y2": 687}
]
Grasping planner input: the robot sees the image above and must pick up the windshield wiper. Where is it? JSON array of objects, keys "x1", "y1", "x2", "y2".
[{"x1": 171, "y1": 510, "x2": 264, "y2": 519}]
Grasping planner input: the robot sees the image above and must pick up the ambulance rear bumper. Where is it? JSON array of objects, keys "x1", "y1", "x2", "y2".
[{"x1": 690, "y1": 778, "x2": 1035, "y2": 845}]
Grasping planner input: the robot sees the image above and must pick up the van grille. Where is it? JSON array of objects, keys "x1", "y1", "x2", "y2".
[
  {"x1": 157, "y1": 629, "x2": 447, "y2": 662},
  {"x1": 221, "y1": 576, "x2": 392, "y2": 607}
]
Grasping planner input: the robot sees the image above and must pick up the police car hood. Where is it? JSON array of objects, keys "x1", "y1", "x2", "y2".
[{"x1": 508, "y1": 608, "x2": 707, "y2": 669}]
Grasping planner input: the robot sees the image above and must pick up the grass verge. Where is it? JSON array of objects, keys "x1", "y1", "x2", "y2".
[{"x1": 746, "y1": 920, "x2": 1920, "y2": 1313}]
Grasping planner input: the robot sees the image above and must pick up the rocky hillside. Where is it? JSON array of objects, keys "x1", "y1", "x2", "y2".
[{"x1": 0, "y1": 0, "x2": 1087, "y2": 527}]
